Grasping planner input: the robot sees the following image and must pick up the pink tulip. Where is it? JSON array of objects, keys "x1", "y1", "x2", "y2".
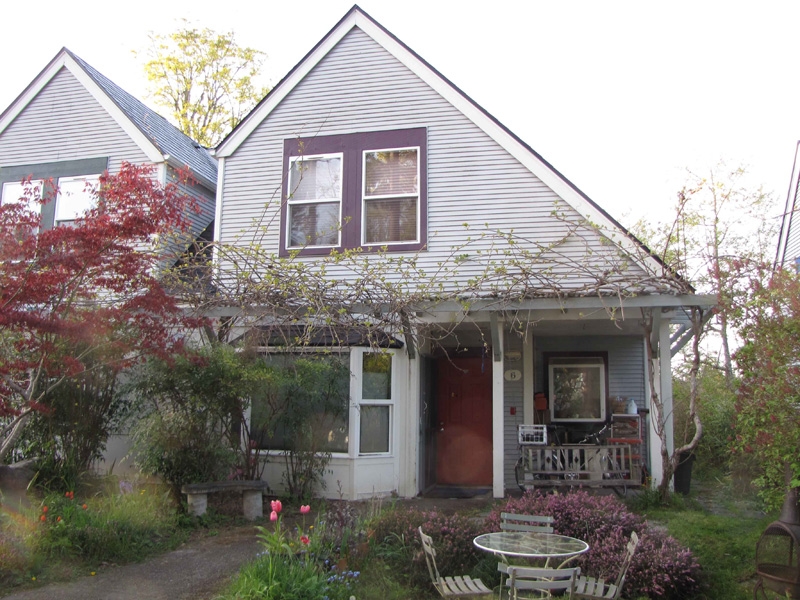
[
  {"x1": 300, "y1": 505, "x2": 311, "y2": 514},
  {"x1": 301, "y1": 535, "x2": 310, "y2": 545},
  {"x1": 271, "y1": 499, "x2": 282, "y2": 513},
  {"x1": 270, "y1": 510, "x2": 278, "y2": 522}
]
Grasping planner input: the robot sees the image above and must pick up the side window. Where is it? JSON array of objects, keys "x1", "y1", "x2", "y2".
[
  {"x1": 55, "y1": 175, "x2": 100, "y2": 226},
  {"x1": 357, "y1": 351, "x2": 394, "y2": 455}
]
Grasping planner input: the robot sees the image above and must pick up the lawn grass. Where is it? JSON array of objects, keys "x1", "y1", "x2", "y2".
[{"x1": 631, "y1": 474, "x2": 774, "y2": 600}]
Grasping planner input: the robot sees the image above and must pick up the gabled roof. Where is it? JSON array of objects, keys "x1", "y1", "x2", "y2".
[
  {"x1": 0, "y1": 48, "x2": 217, "y2": 188},
  {"x1": 215, "y1": 4, "x2": 669, "y2": 279}
]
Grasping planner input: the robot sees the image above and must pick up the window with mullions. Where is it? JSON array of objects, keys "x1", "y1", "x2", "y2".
[
  {"x1": 287, "y1": 154, "x2": 342, "y2": 247},
  {"x1": 280, "y1": 128, "x2": 426, "y2": 256},
  {"x1": 363, "y1": 148, "x2": 419, "y2": 244},
  {"x1": 358, "y1": 352, "x2": 393, "y2": 454}
]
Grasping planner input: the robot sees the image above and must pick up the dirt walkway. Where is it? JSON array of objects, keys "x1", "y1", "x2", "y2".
[{"x1": 1, "y1": 494, "x2": 496, "y2": 600}]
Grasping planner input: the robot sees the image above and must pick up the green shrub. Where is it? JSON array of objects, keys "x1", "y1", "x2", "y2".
[{"x1": 34, "y1": 484, "x2": 181, "y2": 563}]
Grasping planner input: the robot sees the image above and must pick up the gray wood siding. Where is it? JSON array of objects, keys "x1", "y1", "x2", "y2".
[
  {"x1": 167, "y1": 165, "x2": 215, "y2": 239},
  {"x1": 219, "y1": 27, "x2": 649, "y2": 291},
  {"x1": 785, "y1": 180, "x2": 800, "y2": 266},
  {"x1": 0, "y1": 68, "x2": 149, "y2": 170}
]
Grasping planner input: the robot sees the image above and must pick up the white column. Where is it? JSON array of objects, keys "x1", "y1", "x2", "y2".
[
  {"x1": 493, "y1": 324, "x2": 505, "y2": 498},
  {"x1": 523, "y1": 334, "x2": 534, "y2": 425},
  {"x1": 647, "y1": 315, "x2": 674, "y2": 488}
]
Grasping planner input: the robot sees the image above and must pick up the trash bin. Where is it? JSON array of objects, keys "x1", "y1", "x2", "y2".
[{"x1": 673, "y1": 451, "x2": 696, "y2": 495}]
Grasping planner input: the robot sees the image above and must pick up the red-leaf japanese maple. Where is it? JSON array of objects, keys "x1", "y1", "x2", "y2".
[{"x1": 0, "y1": 162, "x2": 202, "y2": 461}]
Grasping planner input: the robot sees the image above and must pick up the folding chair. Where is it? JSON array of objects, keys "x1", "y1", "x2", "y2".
[
  {"x1": 506, "y1": 565, "x2": 581, "y2": 599},
  {"x1": 500, "y1": 513, "x2": 554, "y2": 533},
  {"x1": 573, "y1": 531, "x2": 639, "y2": 599},
  {"x1": 418, "y1": 526, "x2": 493, "y2": 597}
]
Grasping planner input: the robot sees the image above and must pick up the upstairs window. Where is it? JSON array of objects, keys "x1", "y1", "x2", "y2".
[
  {"x1": 281, "y1": 128, "x2": 426, "y2": 256},
  {"x1": 363, "y1": 148, "x2": 419, "y2": 245},
  {"x1": 287, "y1": 154, "x2": 342, "y2": 248},
  {"x1": 1, "y1": 179, "x2": 44, "y2": 214},
  {"x1": 55, "y1": 174, "x2": 100, "y2": 226}
]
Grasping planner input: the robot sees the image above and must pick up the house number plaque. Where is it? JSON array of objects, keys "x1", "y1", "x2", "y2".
[{"x1": 504, "y1": 369, "x2": 522, "y2": 381}]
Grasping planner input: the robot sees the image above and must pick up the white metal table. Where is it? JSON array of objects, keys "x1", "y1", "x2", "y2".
[{"x1": 473, "y1": 531, "x2": 589, "y2": 567}]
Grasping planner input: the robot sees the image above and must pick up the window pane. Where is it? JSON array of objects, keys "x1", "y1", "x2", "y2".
[
  {"x1": 289, "y1": 202, "x2": 340, "y2": 246},
  {"x1": 56, "y1": 175, "x2": 98, "y2": 224},
  {"x1": 551, "y1": 366, "x2": 603, "y2": 420},
  {"x1": 360, "y1": 405, "x2": 389, "y2": 453},
  {"x1": 289, "y1": 156, "x2": 341, "y2": 201},
  {"x1": 364, "y1": 197, "x2": 417, "y2": 244},
  {"x1": 251, "y1": 354, "x2": 350, "y2": 453},
  {"x1": 362, "y1": 353, "x2": 391, "y2": 399},
  {"x1": 365, "y1": 150, "x2": 418, "y2": 197},
  {"x1": 1, "y1": 180, "x2": 43, "y2": 214}
]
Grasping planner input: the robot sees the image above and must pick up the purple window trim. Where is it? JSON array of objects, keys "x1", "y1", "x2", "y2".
[{"x1": 280, "y1": 127, "x2": 427, "y2": 257}]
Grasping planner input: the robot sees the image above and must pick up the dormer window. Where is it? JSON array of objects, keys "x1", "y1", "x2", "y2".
[{"x1": 280, "y1": 128, "x2": 426, "y2": 256}]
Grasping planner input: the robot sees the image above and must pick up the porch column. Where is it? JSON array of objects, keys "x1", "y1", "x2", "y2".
[
  {"x1": 492, "y1": 316, "x2": 505, "y2": 498},
  {"x1": 648, "y1": 315, "x2": 674, "y2": 488}
]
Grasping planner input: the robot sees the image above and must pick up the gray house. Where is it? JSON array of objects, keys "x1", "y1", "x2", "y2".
[
  {"x1": 0, "y1": 47, "x2": 216, "y2": 241},
  {"x1": 212, "y1": 6, "x2": 713, "y2": 500},
  {"x1": 776, "y1": 140, "x2": 800, "y2": 269},
  {"x1": 0, "y1": 48, "x2": 218, "y2": 472}
]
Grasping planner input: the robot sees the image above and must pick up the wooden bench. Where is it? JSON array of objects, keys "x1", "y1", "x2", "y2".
[{"x1": 180, "y1": 480, "x2": 270, "y2": 520}]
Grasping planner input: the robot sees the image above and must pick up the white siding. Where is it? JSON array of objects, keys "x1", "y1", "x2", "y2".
[
  {"x1": 219, "y1": 27, "x2": 649, "y2": 292},
  {"x1": 0, "y1": 67, "x2": 149, "y2": 170}
]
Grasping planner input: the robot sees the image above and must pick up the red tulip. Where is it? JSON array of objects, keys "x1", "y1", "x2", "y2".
[
  {"x1": 270, "y1": 500, "x2": 282, "y2": 514},
  {"x1": 301, "y1": 535, "x2": 310, "y2": 545},
  {"x1": 270, "y1": 510, "x2": 278, "y2": 522},
  {"x1": 300, "y1": 504, "x2": 311, "y2": 514}
]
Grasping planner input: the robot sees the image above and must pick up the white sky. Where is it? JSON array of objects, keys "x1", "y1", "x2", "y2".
[{"x1": 2, "y1": 0, "x2": 799, "y2": 229}]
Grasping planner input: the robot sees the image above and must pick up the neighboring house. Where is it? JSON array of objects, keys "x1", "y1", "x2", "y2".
[
  {"x1": 776, "y1": 140, "x2": 800, "y2": 270},
  {"x1": 0, "y1": 47, "x2": 216, "y2": 244},
  {"x1": 213, "y1": 6, "x2": 714, "y2": 500},
  {"x1": 0, "y1": 47, "x2": 218, "y2": 472}
]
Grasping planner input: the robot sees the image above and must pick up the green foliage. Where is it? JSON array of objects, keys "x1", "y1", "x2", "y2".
[
  {"x1": 1, "y1": 481, "x2": 182, "y2": 587},
  {"x1": 13, "y1": 360, "x2": 130, "y2": 492},
  {"x1": 140, "y1": 20, "x2": 269, "y2": 147},
  {"x1": 673, "y1": 363, "x2": 736, "y2": 474},
  {"x1": 733, "y1": 266, "x2": 800, "y2": 509},
  {"x1": 34, "y1": 486, "x2": 180, "y2": 563},
  {"x1": 128, "y1": 344, "x2": 273, "y2": 498}
]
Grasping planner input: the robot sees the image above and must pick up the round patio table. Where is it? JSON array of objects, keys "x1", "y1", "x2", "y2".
[{"x1": 473, "y1": 531, "x2": 589, "y2": 566}]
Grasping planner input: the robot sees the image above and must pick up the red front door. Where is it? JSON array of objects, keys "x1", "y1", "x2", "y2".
[{"x1": 435, "y1": 357, "x2": 493, "y2": 486}]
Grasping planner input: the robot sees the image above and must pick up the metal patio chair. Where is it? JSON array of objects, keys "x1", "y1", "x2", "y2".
[
  {"x1": 500, "y1": 512, "x2": 555, "y2": 533},
  {"x1": 505, "y1": 565, "x2": 581, "y2": 599},
  {"x1": 418, "y1": 526, "x2": 493, "y2": 597},
  {"x1": 573, "y1": 531, "x2": 639, "y2": 599}
]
